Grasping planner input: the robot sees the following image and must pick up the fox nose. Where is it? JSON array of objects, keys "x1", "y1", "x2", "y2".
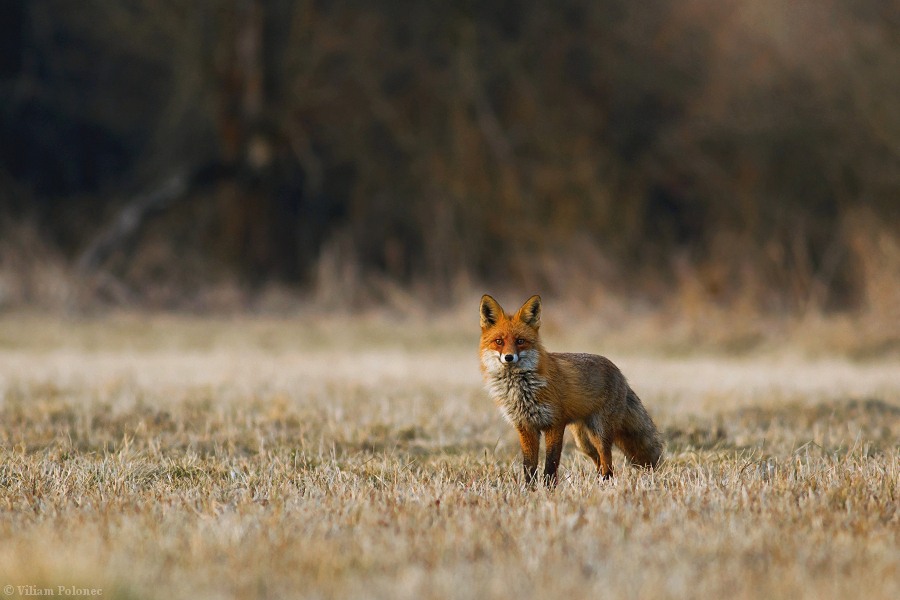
[{"x1": 502, "y1": 353, "x2": 517, "y2": 364}]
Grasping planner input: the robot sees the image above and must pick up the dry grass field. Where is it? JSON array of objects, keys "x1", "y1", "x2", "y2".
[{"x1": 0, "y1": 313, "x2": 898, "y2": 599}]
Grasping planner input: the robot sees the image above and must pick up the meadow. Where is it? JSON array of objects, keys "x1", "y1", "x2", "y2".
[{"x1": 0, "y1": 312, "x2": 897, "y2": 599}]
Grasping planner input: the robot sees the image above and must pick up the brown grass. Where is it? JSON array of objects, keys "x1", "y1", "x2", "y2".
[{"x1": 0, "y1": 314, "x2": 898, "y2": 599}]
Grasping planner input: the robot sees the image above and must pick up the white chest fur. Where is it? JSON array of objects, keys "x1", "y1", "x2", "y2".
[{"x1": 482, "y1": 349, "x2": 554, "y2": 429}]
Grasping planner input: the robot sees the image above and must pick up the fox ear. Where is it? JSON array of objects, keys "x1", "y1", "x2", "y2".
[
  {"x1": 480, "y1": 294, "x2": 504, "y2": 329},
  {"x1": 515, "y1": 295, "x2": 542, "y2": 328}
]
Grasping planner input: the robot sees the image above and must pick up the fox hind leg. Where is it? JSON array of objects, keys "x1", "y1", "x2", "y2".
[
  {"x1": 571, "y1": 423, "x2": 600, "y2": 465},
  {"x1": 597, "y1": 439, "x2": 614, "y2": 479},
  {"x1": 572, "y1": 421, "x2": 613, "y2": 480},
  {"x1": 590, "y1": 432, "x2": 614, "y2": 479}
]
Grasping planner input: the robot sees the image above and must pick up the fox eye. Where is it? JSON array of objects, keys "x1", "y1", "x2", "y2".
[
  {"x1": 494, "y1": 338, "x2": 503, "y2": 346},
  {"x1": 515, "y1": 338, "x2": 526, "y2": 345}
]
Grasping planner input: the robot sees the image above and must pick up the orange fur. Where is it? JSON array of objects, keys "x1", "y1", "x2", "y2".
[{"x1": 479, "y1": 294, "x2": 663, "y2": 487}]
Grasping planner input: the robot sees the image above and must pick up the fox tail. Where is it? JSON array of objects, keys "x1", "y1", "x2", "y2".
[{"x1": 614, "y1": 388, "x2": 664, "y2": 468}]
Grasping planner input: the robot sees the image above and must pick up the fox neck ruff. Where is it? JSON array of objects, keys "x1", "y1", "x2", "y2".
[{"x1": 481, "y1": 348, "x2": 554, "y2": 429}]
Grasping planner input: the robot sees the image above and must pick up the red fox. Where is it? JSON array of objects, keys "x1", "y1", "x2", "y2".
[{"x1": 479, "y1": 294, "x2": 663, "y2": 487}]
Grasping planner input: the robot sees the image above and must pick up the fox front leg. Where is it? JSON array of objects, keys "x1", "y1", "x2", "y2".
[
  {"x1": 516, "y1": 425, "x2": 540, "y2": 487},
  {"x1": 543, "y1": 425, "x2": 566, "y2": 488}
]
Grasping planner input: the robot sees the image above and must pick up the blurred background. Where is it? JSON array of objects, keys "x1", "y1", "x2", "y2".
[{"x1": 0, "y1": 0, "x2": 898, "y2": 319}]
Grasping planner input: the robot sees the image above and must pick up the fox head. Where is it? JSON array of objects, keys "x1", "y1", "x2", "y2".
[{"x1": 479, "y1": 294, "x2": 543, "y2": 371}]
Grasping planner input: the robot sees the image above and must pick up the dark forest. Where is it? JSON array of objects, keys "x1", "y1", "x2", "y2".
[{"x1": 1, "y1": 0, "x2": 898, "y2": 314}]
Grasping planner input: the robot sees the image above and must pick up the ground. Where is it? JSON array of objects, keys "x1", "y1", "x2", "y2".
[{"x1": 0, "y1": 314, "x2": 897, "y2": 599}]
